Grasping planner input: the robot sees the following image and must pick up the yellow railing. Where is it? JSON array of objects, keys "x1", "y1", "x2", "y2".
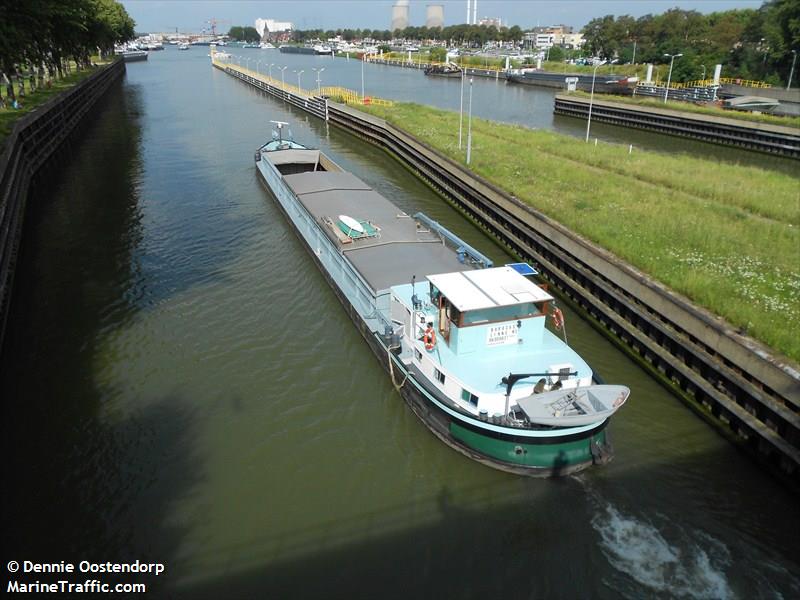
[
  {"x1": 718, "y1": 77, "x2": 772, "y2": 88},
  {"x1": 320, "y1": 86, "x2": 394, "y2": 107}
]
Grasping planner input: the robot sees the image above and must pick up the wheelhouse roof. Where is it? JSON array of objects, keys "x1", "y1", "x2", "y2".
[{"x1": 427, "y1": 266, "x2": 553, "y2": 311}]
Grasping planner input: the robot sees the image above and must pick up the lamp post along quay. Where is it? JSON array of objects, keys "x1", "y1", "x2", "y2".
[
  {"x1": 294, "y1": 69, "x2": 304, "y2": 91},
  {"x1": 279, "y1": 66, "x2": 288, "y2": 95},
  {"x1": 312, "y1": 67, "x2": 325, "y2": 96},
  {"x1": 663, "y1": 53, "x2": 683, "y2": 103},
  {"x1": 466, "y1": 78, "x2": 474, "y2": 165},
  {"x1": 585, "y1": 60, "x2": 607, "y2": 143},
  {"x1": 789, "y1": 50, "x2": 798, "y2": 90},
  {"x1": 458, "y1": 69, "x2": 465, "y2": 149}
]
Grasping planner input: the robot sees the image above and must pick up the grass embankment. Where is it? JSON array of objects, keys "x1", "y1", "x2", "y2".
[
  {"x1": 568, "y1": 90, "x2": 800, "y2": 129},
  {"x1": 0, "y1": 60, "x2": 111, "y2": 145},
  {"x1": 357, "y1": 102, "x2": 800, "y2": 362}
]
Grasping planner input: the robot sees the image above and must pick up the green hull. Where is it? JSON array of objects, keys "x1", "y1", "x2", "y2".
[{"x1": 450, "y1": 422, "x2": 610, "y2": 473}]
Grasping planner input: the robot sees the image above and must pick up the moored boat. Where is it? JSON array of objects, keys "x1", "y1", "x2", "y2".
[
  {"x1": 506, "y1": 69, "x2": 637, "y2": 94},
  {"x1": 254, "y1": 122, "x2": 629, "y2": 476},
  {"x1": 424, "y1": 63, "x2": 462, "y2": 78}
]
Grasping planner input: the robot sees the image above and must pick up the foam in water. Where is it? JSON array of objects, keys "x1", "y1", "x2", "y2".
[{"x1": 591, "y1": 502, "x2": 733, "y2": 599}]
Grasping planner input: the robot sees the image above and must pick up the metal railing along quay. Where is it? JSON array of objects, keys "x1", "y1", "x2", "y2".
[
  {"x1": 0, "y1": 59, "x2": 126, "y2": 355},
  {"x1": 212, "y1": 60, "x2": 800, "y2": 486},
  {"x1": 554, "y1": 94, "x2": 800, "y2": 157}
]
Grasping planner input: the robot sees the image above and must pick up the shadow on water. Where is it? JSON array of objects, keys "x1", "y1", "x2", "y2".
[
  {"x1": 0, "y1": 78, "x2": 201, "y2": 596},
  {"x1": 166, "y1": 443, "x2": 800, "y2": 600}
]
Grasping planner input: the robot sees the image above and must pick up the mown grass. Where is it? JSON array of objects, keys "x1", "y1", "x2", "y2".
[
  {"x1": 358, "y1": 102, "x2": 800, "y2": 362},
  {"x1": 0, "y1": 60, "x2": 111, "y2": 145},
  {"x1": 568, "y1": 90, "x2": 800, "y2": 129}
]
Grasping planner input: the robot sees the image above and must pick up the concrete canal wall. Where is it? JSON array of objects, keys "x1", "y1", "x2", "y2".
[
  {"x1": 215, "y1": 60, "x2": 800, "y2": 485},
  {"x1": 0, "y1": 59, "x2": 125, "y2": 353},
  {"x1": 554, "y1": 94, "x2": 800, "y2": 157}
]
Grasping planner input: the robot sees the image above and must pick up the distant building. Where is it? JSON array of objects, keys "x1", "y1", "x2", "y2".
[
  {"x1": 255, "y1": 18, "x2": 293, "y2": 42},
  {"x1": 557, "y1": 32, "x2": 584, "y2": 49},
  {"x1": 524, "y1": 25, "x2": 582, "y2": 49},
  {"x1": 426, "y1": 4, "x2": 444, "y2": 29},
  {"x1": 478, "y1": 17, "x2": 502, "y2": 29},
  {"x1": 392, "y1": 0, "x2": 410, "y2": 32}
]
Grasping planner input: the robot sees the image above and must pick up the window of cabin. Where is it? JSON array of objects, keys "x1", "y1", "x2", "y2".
[
  {"x1": 435, "y1": 369, "x2": 446, "y2": 385},
  {"x1": 461, "y1": 302, "x2": 539, "y2": 326},
  {"x1": 461, "y1": 389, "x2": 479, "y2": 406}
]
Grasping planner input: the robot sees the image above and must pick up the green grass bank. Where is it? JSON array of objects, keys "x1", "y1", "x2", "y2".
[
  {"x1": 567, "y1": 90, "x2": 800, "y2": 129},
  {"x1": 356, "y1": 101, "x2": 800, "y2": 363}
]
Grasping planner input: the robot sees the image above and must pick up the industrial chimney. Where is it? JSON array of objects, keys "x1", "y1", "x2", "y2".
[
  {"x1": 391, "y1": 0, "x2": 410, "y2": 32},
  {"x1": 426, "y1": 4, "x2": 444, "y2": 29}
]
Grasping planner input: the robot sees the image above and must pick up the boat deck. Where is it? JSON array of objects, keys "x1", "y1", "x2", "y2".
[{"x1": 283, "y1": 171, "x2": 472, "y2": 291}]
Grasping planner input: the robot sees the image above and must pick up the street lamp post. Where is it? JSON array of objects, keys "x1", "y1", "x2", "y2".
[
  {"x1": 312, "y1": 67, "x2": 325, "y2": 96},
  {"x1": 269, "y1": 63, "x2": 274, "y2": 80},
  {"x1": 700, "y1": 64, "x2": 706, "y2": 81},
  {"x1": 256, "y1": 60, "x2": 261, "y2": 75},
  {"x1": 279, "y1": 66, "x2": 287, "y2": 94},
  {"x1": 294, "y1": 69, "x2": 304, "y2": 91},
  {"x1": 466, "y1": 78, "x2": 474, "y2": 165},
  {"x1": 788, "y1": 50, "x2": 798, "y2": 90},
  {"x1": 585, "y1": 60, "x2": 607, "y2": 143},
  {"x1": 663, "y1": 53, "x2": 683, "y2": 103},
  {"x1": 458, "y1": 69, "x2": 465, "y2": 149},
  {"x1": 361, "y1": 56, "x2": 365, "y2": 99}
]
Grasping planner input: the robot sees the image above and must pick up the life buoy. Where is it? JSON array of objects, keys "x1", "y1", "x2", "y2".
[
  {"x1": 423, "y1": 327, "x2": 436, "y2": 351},
  {"x1": 552, "y1": 307, "x2": 564, "y2": 330}
]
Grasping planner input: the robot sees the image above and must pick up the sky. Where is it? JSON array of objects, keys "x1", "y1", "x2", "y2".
[{"x1": 120, "y1": 0, "x2": 765, "y2": 34}]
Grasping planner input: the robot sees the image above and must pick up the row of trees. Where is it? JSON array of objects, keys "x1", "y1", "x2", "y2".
[
  {"x1": 228, "y1": 26, "x2": 260, "y2": 43},
  {"x1": 582, "y1": 0, "x2": 799, "y2": 84},
  {"x1": 1, "y1": 0, "x2": 135, "y2": 98},
  {"x1": 290, "y1": 24, "x2": 524, "y2": 46}
]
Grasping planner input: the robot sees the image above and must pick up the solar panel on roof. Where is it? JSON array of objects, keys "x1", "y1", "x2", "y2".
[{"x1": 506, "y1": 262, "x2": 538, "y2": 276}]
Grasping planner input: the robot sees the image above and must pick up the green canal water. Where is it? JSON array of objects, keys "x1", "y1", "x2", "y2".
[{"x1": 2, "y1": 49, "x2": 799, "y2": 599}]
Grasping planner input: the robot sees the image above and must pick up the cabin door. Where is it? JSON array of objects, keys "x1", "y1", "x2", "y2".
[{"x1": 439, "y1": 298, "x2": 451, "y2": 343}]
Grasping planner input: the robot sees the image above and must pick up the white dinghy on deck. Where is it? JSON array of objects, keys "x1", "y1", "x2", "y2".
[{"x1": 516, "y1": 385, "x2": 630, "y2": 427}]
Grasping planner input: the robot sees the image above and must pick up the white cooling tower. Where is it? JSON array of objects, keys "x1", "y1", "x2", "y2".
[
  {"x1": 392, "y1": 0, "x2": 410, "y2": 32},
  {"x1": 426, "y1": 4, "x2": 444, "y2": 28}
]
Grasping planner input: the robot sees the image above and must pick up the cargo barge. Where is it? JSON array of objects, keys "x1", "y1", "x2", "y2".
[{"x1": 254, "y1": 122, "x2": 629, "y2": 476}]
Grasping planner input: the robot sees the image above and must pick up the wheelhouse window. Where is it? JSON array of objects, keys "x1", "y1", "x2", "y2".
[
  {"x1": 461, "y1": 302, "x2": 540, "y2": 326},
  {"x1": 461, "y1": 389, "x2": 479, "y2": 406},
  {"x1": 435, "y1": 369, "x2": 446, "y2": 384}
]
